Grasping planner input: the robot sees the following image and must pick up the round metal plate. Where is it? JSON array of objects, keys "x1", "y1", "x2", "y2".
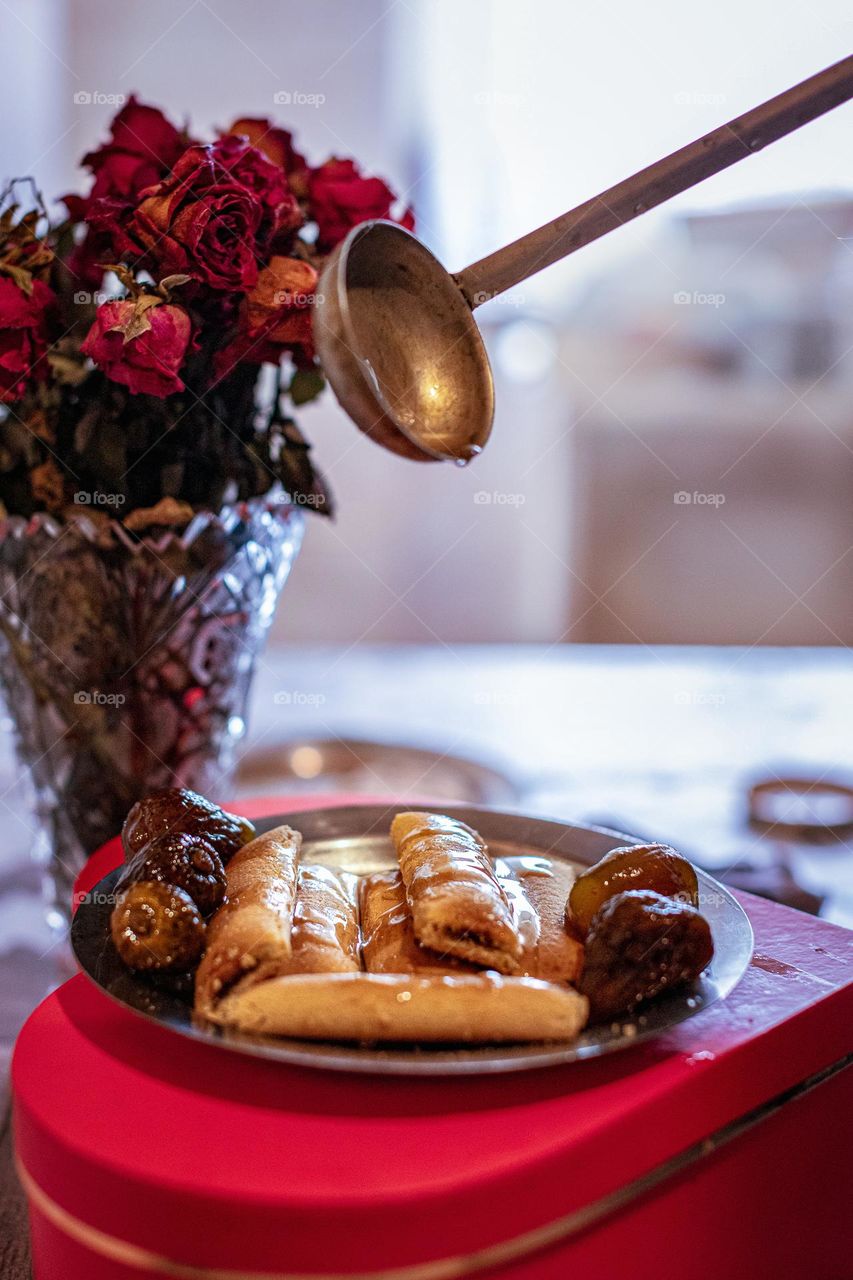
[{"x1": 71, "y1": 804, "x2": 753, "y2": 1076}]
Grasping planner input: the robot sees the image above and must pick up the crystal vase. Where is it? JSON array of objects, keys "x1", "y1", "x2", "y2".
[{"x1": 0, "y1": 491, "x2": 303, "y2": 921}]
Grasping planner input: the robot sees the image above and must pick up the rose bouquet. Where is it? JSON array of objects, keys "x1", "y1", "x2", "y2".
[
  {"x1": 0, "y1": 99, "x2": 413, "y2": 912},
  {"x1": 0, "y1": 96, "x2": 413, "y2": 522}
]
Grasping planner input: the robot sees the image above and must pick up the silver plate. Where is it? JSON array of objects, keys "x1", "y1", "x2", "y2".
[{"x1": 72, "y1": 804, "x2": 753, "y2": 1076}]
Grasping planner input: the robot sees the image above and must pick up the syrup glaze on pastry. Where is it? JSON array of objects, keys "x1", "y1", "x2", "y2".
[
  {"x1": 208, "y1": 971, "x2": 590, "y2": 1043},
  {"x1": 390, "y1": 811, "x2": 523, "y2": 973},
  {"x1": 495, "y1": 857, "x2": 584, "y2": 985},
  {"x1": 194, "y1": 825, "x2": 301, "y2": 1015},
  {"x1": 285, "y1": 865, "x2": 360, "y2": 974},
  {"x1": 359, "y1": 870, "x2": 474, "y2": 975}
]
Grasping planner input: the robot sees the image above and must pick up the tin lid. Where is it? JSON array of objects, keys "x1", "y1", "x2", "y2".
[{"x1": 14, "y1": 801, "x2": 853, "y2": 1277}]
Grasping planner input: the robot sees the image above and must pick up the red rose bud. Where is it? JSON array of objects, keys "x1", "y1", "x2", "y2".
[
  {"x1": 131, "y1": 143, "x2": 265, "y2": 291},
  {"x1": 81, "y1": 298, "x2": 193, "y2": 398},
  {"x1": 0, "y1": 278, "x2": 57, "y2": 403},
  {"x1": 308, "y1": 157, "x2": 414, "y2": 252}
]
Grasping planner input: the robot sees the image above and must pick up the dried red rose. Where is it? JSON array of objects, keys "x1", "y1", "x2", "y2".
[
  {"x1": 213, "y1": 134, "x2": 302, "y2": 244},
  {"x1": 227, "y1": 118, "x2": 306, "y2": 180},
  {"x1": 308, "y1": 158, "x2": 414, "y2": 252},
  {"x1": 246, "y1": 255, "x2": 317, "y2": 343},
  {"x1": 0, "y1": 278, "x2": 57, "y2": 402},
  {"x1": 81, "y1": 298, "x2": 193, "y2": 397},
  {"x1": 67, "y1": 97, "x2": 190, "y2": 281},
  {"x1": 212, "y1": 256, "x2": 317, "y2": 380},
  {"x1": 131, "y1": 142, "x2": 270, "y2": 291},
  {"x1": 83, "y1": 97, "x2": 187, "y2": 206}
]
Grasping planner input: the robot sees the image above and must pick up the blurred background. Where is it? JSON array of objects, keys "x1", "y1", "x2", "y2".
[{"x1": 3, "y1": 0, "x2": 852, "y2": 647}]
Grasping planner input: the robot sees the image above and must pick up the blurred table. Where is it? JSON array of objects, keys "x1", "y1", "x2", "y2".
[{"x1": 2, "y1": 644, "x2": 853, "y2": 1277}]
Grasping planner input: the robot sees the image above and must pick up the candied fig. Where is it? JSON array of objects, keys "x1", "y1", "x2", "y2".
[
  {"x1": 579, "y1": 889, "x2": 714, "y2": 1022},
  {"x1": 119, "y1": 831, "x2": 226, "y2": 916},
  {"x1": 122, "y1": 787, "x2": 254, "y2": 864},
  {"x1": 111, "y1": 881, "x2": 206, "y2": 972},
  {"x1": 568, "y1": 843, "x2": 698, "y2": 936}
]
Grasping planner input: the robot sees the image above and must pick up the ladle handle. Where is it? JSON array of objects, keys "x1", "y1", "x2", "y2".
[{"x1": 454, "y1": 55, "x2": 853, "y2": 308}]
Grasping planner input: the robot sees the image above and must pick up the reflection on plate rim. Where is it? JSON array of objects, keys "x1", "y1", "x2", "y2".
[{"x1": 71, "y1": 803, "x2": 754, "y2": 1076}]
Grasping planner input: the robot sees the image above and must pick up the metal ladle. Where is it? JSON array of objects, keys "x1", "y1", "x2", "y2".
[{"x1": 314, "y1": 56, "x2": 853, "y2": 463}]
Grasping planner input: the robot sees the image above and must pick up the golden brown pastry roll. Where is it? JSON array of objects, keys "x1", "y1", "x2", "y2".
[
  {"x1": 495, "y1": 856, "x2": 584, "y2": 986},
  {"x1": 208, "y1": 972, "x2": 589, "y2": 1043},
  {"x1": 391, "y1": 812, "x2": 523, "y2": 973},
  {"x1": 359, "y1": 871, "x2": 474, "y2": 975},
  {"x1": 194, "y1": 824, "x2": 300, "y2": 1015},
  {"x1": 286, "y1": 865, "x2": 360, "y2": 975}
]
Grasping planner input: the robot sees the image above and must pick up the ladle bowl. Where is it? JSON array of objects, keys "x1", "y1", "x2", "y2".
[{"x1": 315, "y1": 221, "x2": 493, "y2": 462}]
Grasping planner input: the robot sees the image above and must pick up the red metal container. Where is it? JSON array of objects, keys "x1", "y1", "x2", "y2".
[{"x1": 13, "y1": 797, "x2": 853, "y2": 1280}]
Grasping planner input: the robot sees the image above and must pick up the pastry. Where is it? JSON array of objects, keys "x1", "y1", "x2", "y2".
[
  {"x1": 286, "y1": 865, "x2": 360, "y2": 974},
  {"x1": 495, "y1": 857, "x2": 584, "y2": 985},
  {"x1": 359, "y1": 870, "x2": 474, "y2": 974},
  {"x1": 390, "y1": 811, "x2": 522, "y2": 973},
  {"x1": 194, "y1": 825, "x2": 300, "y2": 1015},
  {"x1": 207, "y1": 971, "x2": 589, "y2": 1043}
]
